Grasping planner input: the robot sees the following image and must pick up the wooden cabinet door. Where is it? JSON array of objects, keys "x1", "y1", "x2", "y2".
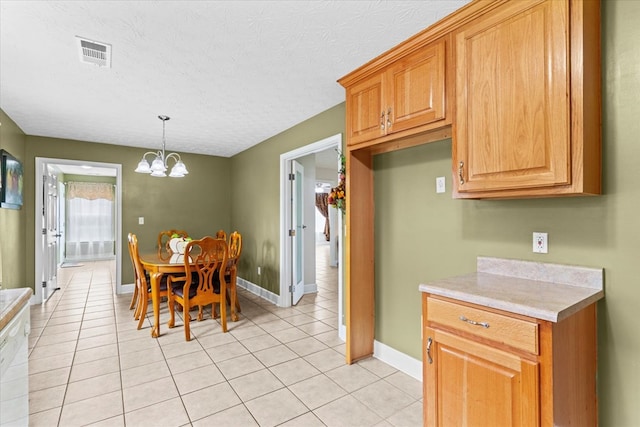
[
  {"x1": 424, "y1": 328, "x2": 539, "y2": 427},
  {"x1": 345, "y1": 72, "x2": 385, "y2": 146},
  {"x1": 387, "y1": 40, "x2": 446, "y2": 135},
  {"x1": 345, "y1": 39, "x2": 446, "y2": 147},
  {"x1": 453, "y1": 0, "x2": 570, "y2": 194}
]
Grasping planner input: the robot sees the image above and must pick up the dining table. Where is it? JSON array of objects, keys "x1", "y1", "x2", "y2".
[{"x1": 139, "y1": 250, "x2": 239, "y2": 338}]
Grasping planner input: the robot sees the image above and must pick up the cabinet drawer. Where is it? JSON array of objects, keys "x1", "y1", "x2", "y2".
[{"x1": 426, "y1": 297, "x2": 538, "y2": 354}]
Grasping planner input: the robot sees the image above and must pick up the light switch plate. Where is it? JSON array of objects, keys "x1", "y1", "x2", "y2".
[
  {"x1": 138, "y1": 217, "x2": 144, "y2": 225},
  {"x1": 436, "y1": 176, "x2": 446, "y2": 193}
]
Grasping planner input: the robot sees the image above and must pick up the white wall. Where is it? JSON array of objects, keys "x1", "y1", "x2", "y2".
[{"x1": 299, "y1": 155, "x2": 316, "y2": 288}]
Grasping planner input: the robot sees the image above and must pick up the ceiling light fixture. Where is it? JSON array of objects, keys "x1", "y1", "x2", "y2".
[{"x1": 134, "y1": 115, "x2": 188, "y2": 178}]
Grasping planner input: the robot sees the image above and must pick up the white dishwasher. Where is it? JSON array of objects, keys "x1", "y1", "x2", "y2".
[{"x1": 0, "y1": 303, "x2": 30, "y2": 427}]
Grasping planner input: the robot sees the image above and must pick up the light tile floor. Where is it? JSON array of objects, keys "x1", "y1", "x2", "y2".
[{"x1": 27, "y1": 244, "x2": 422, "y2": 426}]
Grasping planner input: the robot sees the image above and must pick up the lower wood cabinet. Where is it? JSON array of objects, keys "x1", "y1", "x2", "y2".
[{"x1": 422, "y1": 294, "x2": 597, "y2": 426}]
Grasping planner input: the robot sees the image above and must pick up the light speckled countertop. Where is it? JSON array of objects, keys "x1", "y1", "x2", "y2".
[
  {"x1": 0, "y1": 288, "x2": 32, "y2": 330},
  {"x1": 419, "y1": 257, "x2": 604, "y2": 322}
]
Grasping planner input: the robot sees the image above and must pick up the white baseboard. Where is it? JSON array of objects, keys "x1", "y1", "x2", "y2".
[
  {"x1": 237, "y1": 277, "x2": 279, "y2": 305},
  {"x1": 339, "y1": 324, "x2": 346, "y2": 342},
  {"x1": 373, "y1": 340, "x2": 423, "y2": 382},
  {"x1": 304, "y1": 283, "x2": 318, "y2": 294},
  {"x1": 238, "y1": 277, "x2": 421, "y2": 382}
]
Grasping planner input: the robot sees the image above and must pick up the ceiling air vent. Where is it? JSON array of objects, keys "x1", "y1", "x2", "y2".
[{"x1": 76, "y1": 36, "x2": 111, "y2": 68}]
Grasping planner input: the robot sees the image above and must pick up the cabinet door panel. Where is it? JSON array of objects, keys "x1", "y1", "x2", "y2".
[
  {"x1": 454, "y1": 0, "x2": 569, "y2": 193},
  {"x1": 388, "y1": 40, "x2": 446, "y2": 134},
  {"x1": 425, "y1": 328, "x2": 539, "y2": 427},
  {"x1": 346, "y1": 73, "x2": 385, "y2": 145}
]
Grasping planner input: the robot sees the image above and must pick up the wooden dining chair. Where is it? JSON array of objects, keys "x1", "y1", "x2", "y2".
[
  {"x1": 157, "y1": 229, "x2": 189, "y2": 252},
  {"x1": 127, "y1": 233, "x2": 140, "y2": 311},
  {"x1": 167, "y1": 236, "x2": 229, "y2": 341},
  {"x1": 129, "y1": 233, "x2": 172, "y2": 330},
  {"x1": 215, "y1": 229, "x2": 227, "y2": 241},
  {"x1": 212, "y1": 231, "x2": 242, "y2": 321}
]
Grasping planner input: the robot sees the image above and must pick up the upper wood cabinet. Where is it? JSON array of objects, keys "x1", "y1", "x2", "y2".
[
  {"x1": 452, "y1": 0, "x2": 601, "y2": 198},
  {"x1": 341, "y1": 38, "x2": 448, "y2": 148}
]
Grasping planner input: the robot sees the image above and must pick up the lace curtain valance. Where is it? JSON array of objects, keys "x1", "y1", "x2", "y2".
[{"x1": 67, "y1": 182, "x2": 114, "y2": 201}]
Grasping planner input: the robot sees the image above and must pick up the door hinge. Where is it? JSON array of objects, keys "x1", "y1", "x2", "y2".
[
  {"x1": 289, "y1": 285, "x2": 293, "y2": 292},
  {"x1": 42, "y1": 281, "x2": 47, "y2": 288},
  {"x1": 42, "y1": 228, "x2": 47, "y2": 235},
  {"x1": 288, "y1": 229, "x2": 296, "y2": 237},
  {"x1": 288, "y1": 173, "x2": 295, "y2": 181}
]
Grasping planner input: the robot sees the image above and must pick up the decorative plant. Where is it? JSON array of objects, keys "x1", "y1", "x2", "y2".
[
  {"x1": 171, "y1": 233, "x2": 192, "y2": 242},
  {"x1": 328, "y1": 150, "x2": 346, "y2": 214}
]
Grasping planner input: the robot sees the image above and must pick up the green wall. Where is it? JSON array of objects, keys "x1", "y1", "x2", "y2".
[
  {"x1": 0, "y1": 110, "x2": 27, "y2": 288},
  {"x1": 19, "y1": 135, "x2": 231, "y2": 288},
  {"x1": 230, "y1": 103, "x2": 345, "y2": 293}
]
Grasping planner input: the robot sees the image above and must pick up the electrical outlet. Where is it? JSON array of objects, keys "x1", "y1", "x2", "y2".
[
  {"x1": 533, "y1": 232, "x2": 548, "y2": 253},
  {"x1": 138, "y1": 217, "x2": 144, "y2": 225},
  {"x1": 436, "y1": 176, "x2": 446, "y2": 193}
]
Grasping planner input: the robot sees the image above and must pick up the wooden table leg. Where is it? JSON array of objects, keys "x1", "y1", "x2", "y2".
[
  {"x1": 150, "y1": 271, "x2": 162, "y2": 338},
  {"x1": 230, "y1": 285, "x2": 238, "y2": 322}
]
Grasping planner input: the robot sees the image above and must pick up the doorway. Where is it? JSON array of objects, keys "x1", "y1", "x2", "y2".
[
  {"x1": 279, "y1": 133, "x2": 345, "y2": 341},
  {"x1": 34, "y1": 157, "x2": 123, "y2": 304}
]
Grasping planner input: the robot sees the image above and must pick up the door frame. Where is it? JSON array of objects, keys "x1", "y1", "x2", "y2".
[
  {"x1": 279, "y1": 133, "x2": 345, "y2": 340},
  {"x1": 290, "y1": 159, "x2": 305, "y2": 306},
  {"x1": 34, "y1": 157, "x2": 123, "y2": 304}
]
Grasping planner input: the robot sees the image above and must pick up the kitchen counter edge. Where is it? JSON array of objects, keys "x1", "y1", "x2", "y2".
[{"x1": 0, "y1": 288, "x2": 33, "y2": 331}]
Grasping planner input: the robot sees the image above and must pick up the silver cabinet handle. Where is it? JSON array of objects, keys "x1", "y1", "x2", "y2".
[
  {"x1": 426, "y1": 337, "x2": 433, "y2": 364},
  {"x1": 458, "y1": 161, "x2": 465, "y2": 185},
  {"x1": 380, "y1": 111, "x2": 386, "y2": 130},
  {"x1": 459, "y1": 315, "x2": 490, "y2": 328}
]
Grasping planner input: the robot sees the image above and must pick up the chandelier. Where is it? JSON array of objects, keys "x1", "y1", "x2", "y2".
[{"x1": 134, "y1": 115, "x2": 189, "y2": 178}]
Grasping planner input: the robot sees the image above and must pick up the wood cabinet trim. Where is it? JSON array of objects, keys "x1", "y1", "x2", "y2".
[
  {"x1": 344, "y1": 149, "x2": 375, "y2": 363},
  {"x1": 338, "y1": 0, "x2": 507, "y2": 87}
]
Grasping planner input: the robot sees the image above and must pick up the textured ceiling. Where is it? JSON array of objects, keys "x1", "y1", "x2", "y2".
[{"x1": 0, "y1": 0, "x2": 469, "y2": 158}]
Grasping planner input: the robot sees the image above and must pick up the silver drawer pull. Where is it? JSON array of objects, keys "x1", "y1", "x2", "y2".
[{"x1": 459, "y1": 315, "x2": 490, "y2": 328}]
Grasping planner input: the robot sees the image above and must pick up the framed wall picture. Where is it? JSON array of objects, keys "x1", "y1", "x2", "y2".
[{"x1": 1, "y1": 149, "x2": 24, "y2": 209}]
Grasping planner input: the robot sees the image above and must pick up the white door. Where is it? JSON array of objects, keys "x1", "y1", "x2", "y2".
[
  {"x1": 42, "y1": 169, "x2": 60, "y2": 300},
  {"x1": 58, "y1": 183, "x2": 66, "y2": 264},
  {"x1": 291, "y1": 160, "x2": 305, "y2": 305}
]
